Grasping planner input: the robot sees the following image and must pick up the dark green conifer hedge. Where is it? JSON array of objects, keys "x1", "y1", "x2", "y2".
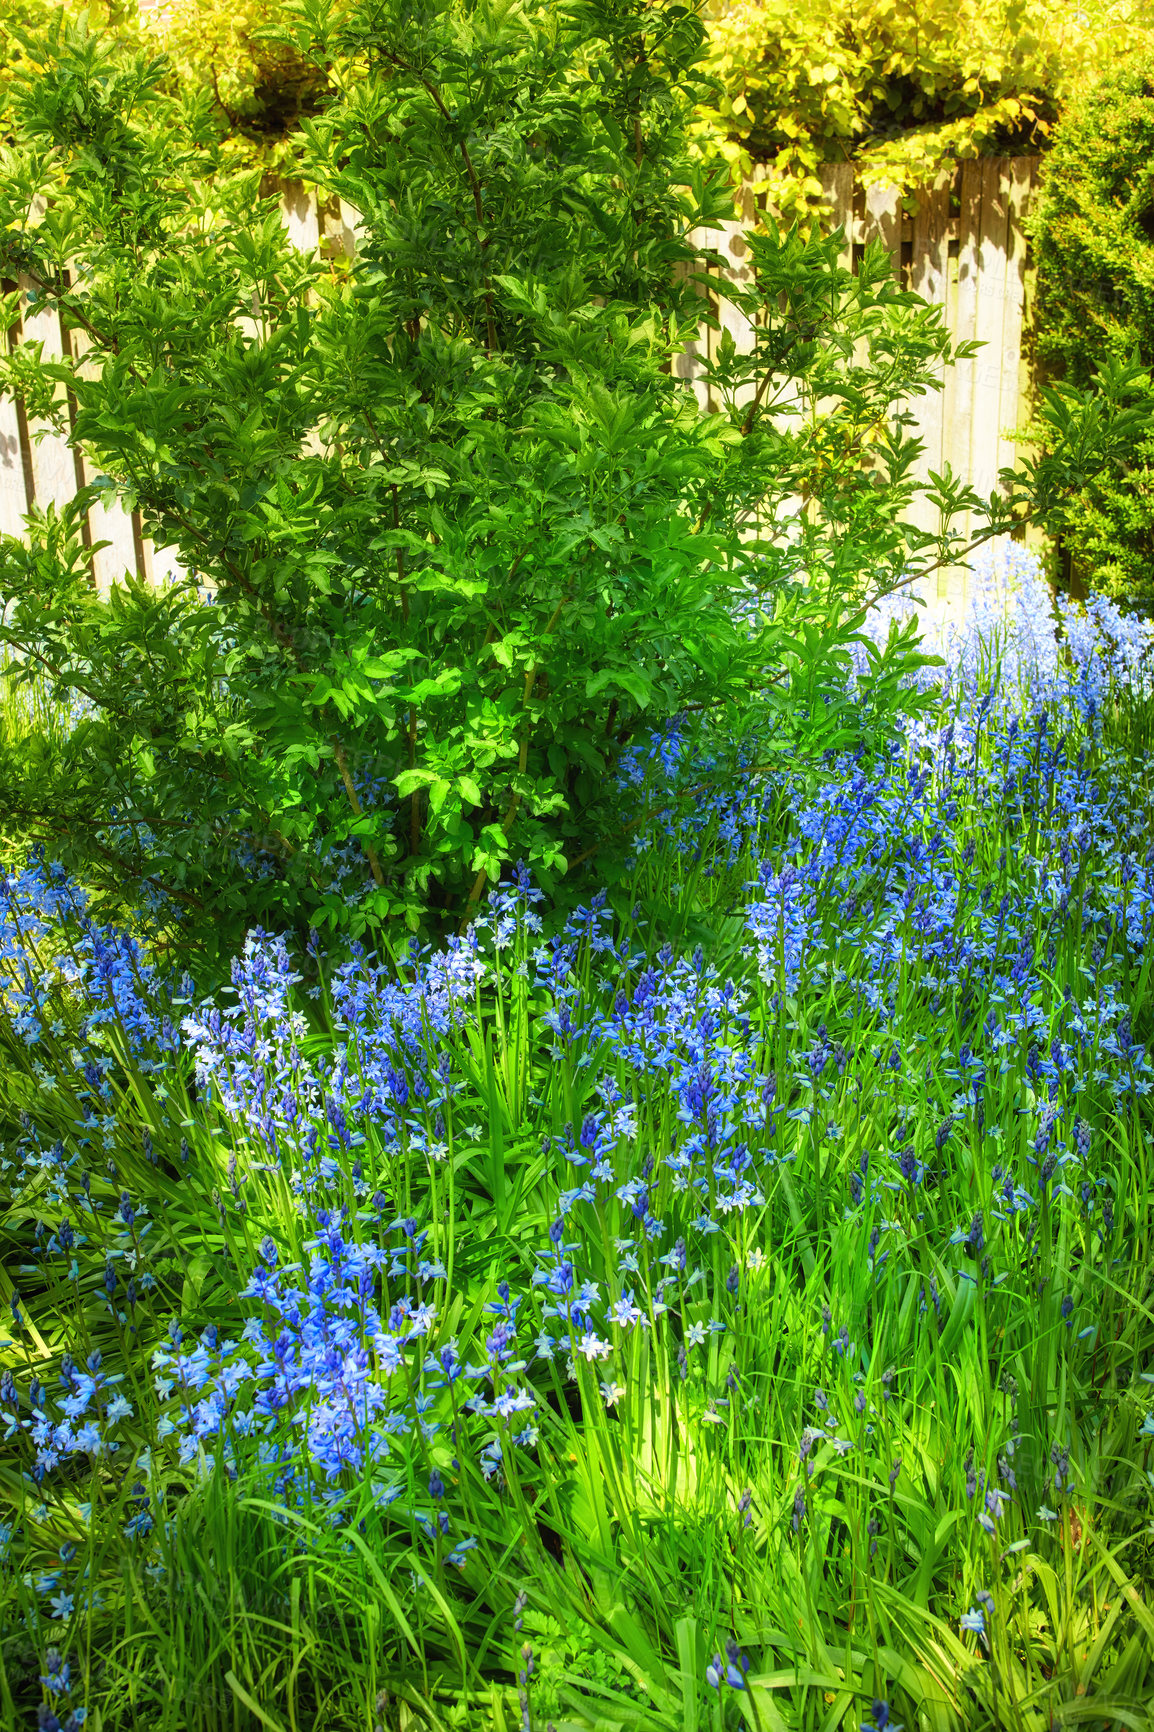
[{"x1": 1031, "y1": 56, "x2": 1154, "y2": 599}]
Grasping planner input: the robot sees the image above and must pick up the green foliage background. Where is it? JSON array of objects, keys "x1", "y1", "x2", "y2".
[
  {"x1": 1029, "y1": 54, "x2": 1154, "y2": 600},
  {"x1": 0, "y1": 0, "x2": 1145, "y2": 956},
  {"x1": 0, "y1": 1, "x2": 334, "y2": 173}
]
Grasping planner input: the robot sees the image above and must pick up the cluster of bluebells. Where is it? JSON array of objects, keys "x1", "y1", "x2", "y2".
[
  {"x1": 2, "y1": 1351, "x2": 136, "y2": 1482},
  {"x1": 0, "y1": 857, "x2": 181, "y2": 1063},
  {"x1": 145, "y1": 1219, "x2": 523, "y2": 1570},
  {"x1": 856, "y1": 537, "x2": 1154, "y2": 719},
  {"x1": 179, "y1": 914, "x2": 496, "y2": 1192},
  {"x1": 3, "y1": 541, "x2": 1154, "y2": 1717},
  {"x1": 0, "y1": 1348, "x2": 142, "y2": 1633},
  {"x1": 625, "y1": 541, "x2": 1150, "y2": 1272},
  {"x1": 33, "y1": 1647, "x2": 86, "y2": 1731}
]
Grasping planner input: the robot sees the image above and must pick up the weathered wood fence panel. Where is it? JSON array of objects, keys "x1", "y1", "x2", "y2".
[
  {"x1": 0, "y1": 159, "x2": 1038, "y2": 611},
  {"x1": 680, "y1": 156, "x2": 1039, "y2": 608}
]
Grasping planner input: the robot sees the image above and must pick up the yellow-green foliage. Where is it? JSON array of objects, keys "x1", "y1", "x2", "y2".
[
  {"x1": 0, "y1": 1, "x2": 339, "y2": 172},
  {"x1": 694, "y1": 0, "x2": 1154, "y2": 219},
  {"x1": 12, "y1": 0, "x2": 1151, "y2": 199},
  {"x1": 0, "y1": 0, "x2": 122, "y2": 115},
  {"x1": 137, "y1": 0, "x2": 341, "y2": 172}
]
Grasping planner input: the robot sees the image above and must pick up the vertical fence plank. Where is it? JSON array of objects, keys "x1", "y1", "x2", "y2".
[
  {"x1": 141, "y1": 539, "x2": 185, "y2": 589},
  {"x1": 820, "y1": 163, "x2": 855, "y2": 270},
  {"x1": 0, "y1": 298, "x2": 28, "y2": 539},
  {"x1": 338, "y1": 199, "x2": 364, "y2": 257},
  {"x1": 864, "y1": 181, "x2": 902, "y2": 280},
  {"x1": 277, "y1": 179, "x2": 321, "y2": 254},
  {"x1": 84, "y1": 472, "x2": 141, "y2": 595},
  {"x1": 905, "y1": 173, "x2": 952, "y2": 547},
  {"x1": 689, "y1": 220, "x2": 746, "y2": 416},
  {"x1": 18, "y1": 280, "x2": 80, "y2": 518},
  {"x1": 998, "y1": 157, "x2": 1033, "y2": 486},
  {"x1": 678, "y1": 217, "x2": 724, "y2": 414},
  {"x1": 318, "y1": 195, "x2": 353, "y2": 266},
  {"x1": 944, "y1": 161, "x2": 984, "y2": 594},
  {"x1": 68, "y1": 323, "x2": 141, "y2": 593},
  {"x1": 715, "y1": 222, "x2": 758, "y2": 418},
  {"x1": 971, "y1": 158, "x2": 1011, "y2": 502},
  {"x1": 671, "y1": 264, "x2": 712, "y2": 413},
  {"x1": 909, "y1": 174, "x2": 951, "y2": 307}
]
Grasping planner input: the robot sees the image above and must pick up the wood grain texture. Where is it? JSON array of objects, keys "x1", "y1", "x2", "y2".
[
  {"x1": 972, "y1": 158, "x2": 1011, "y2": 501},
  {"x1": 820, "y1": 162, "x2": 855, "y2": 272},
  {"x1": 905, "y1": 174, "x2": 952, "y2": 540},
  {"x1": 864, "y1": 180, "x2": 902, "y2": 282}
]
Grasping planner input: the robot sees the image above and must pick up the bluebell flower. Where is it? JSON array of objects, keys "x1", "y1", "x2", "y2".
[
  {"x1": 863, "y1": 1700, "x2": 901, "y2": 1732},
  {"x1": 40, "y1": 1649, "x2": 70, "y2": 1695}
]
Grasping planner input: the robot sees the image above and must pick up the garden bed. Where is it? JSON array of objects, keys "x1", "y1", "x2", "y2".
[{"x1": 3, "y1": 546, "x2": 1154, "y2": 1731}]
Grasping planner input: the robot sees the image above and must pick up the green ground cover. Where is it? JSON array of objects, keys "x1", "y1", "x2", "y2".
[{"x1": 2, "y1": 546, "x2": 1154, "y2": 1732}]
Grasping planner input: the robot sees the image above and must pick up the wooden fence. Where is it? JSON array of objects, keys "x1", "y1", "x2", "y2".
[
  {"x1": 0, "y1": 158, "x2": 1039, "y2": 608},
  {"x1": 678, "y1": 155, "x2": 1040, "y2": 605}
]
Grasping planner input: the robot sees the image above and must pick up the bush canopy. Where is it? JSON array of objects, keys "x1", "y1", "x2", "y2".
[{"x1": 0, "y1": 0, "x2": 1137, "y2": 958}]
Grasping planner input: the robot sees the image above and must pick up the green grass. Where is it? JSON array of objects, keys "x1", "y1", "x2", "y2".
[{"x1": 2, "y1": 634, "x2": 1154, "y2": 1732}]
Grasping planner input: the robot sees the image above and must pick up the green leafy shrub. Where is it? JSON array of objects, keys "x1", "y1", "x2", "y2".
[
  {"x1": 1030, "y1": 53, "x2": 1154, "y2": 599},
  {"x1": 0, "y1": 0, "x2": 1128, "y2": 959}
]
